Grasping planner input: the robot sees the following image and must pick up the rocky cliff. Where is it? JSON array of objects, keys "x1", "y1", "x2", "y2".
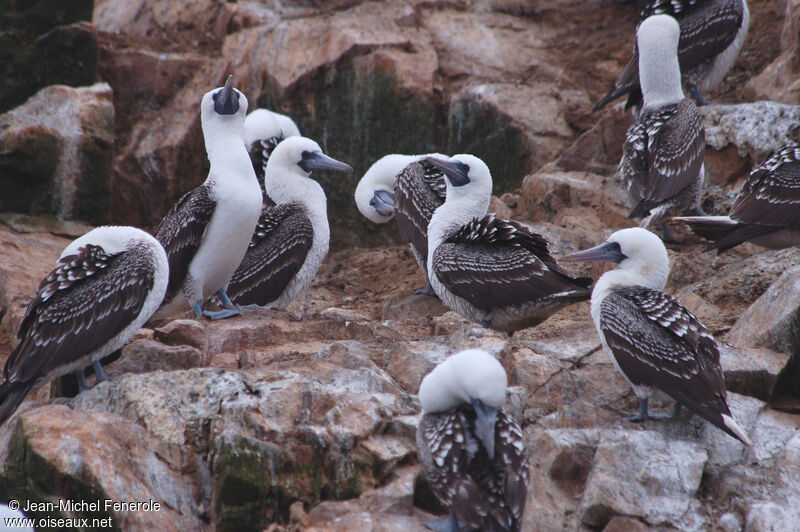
[{"x1": 0, "y1": 0, "x2": 799, "y2": 531}]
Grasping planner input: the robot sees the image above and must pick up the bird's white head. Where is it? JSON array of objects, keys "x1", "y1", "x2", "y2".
[
  {"x1": 201, "y1": 75, "x2": 248, "y2": 134},
  {"x1": 354, "y1": 154, "x2": 419, "y2": 224},
  {"x1": 244, "y1": 108, "x2": 300, "y2": 148},
  {"x1": 265, "y1": 136, "x2": 352, "y2": 203},
  {"x1": 561, "y1": 227, "x2": 670, "y2": 290},
  {"x1": 425, "y1": 154, "x2": 493, "y2": 218},
  {"x1": 418, "y1": 349, "x2": 507, "y2": 414},
  {"x1": 638, "y1": 14, "x2": 684, "y2": 109},
  {"x1": 60, "y1": 226, "x2": 156, "y2": 258}
]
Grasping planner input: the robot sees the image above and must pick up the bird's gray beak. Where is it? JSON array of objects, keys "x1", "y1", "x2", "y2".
[
  {"x1": 424, "y1": 157, "x2": 469, "y2": 187},
  {"x1": 298, "y1": 151, "x2": 353, "y2": 173},
  {"x1": 214, "y1": 75, "x2": 239, "y2": 115},
  {"x1": 561, "y1": 241, "x2": 627, "y2": 264},
  {"x1": 369, "y1": 190, "x2": 395, "y2": 217},
  {"x1": 471, "y1": 398, "x2": 498, "y2": 460}
]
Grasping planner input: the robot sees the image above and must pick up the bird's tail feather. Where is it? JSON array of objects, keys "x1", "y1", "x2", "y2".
[{"x1": 0, "y1": 380, "x2": 35, "y2": 427}]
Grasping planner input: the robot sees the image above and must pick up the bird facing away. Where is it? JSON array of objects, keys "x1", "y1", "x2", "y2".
[
  {"x1": 244, "y1": 108, "x2": 301, "y2": 202},
  {"x1": 154, "y1": 76, "x2": 263, "y2": 320},
  {"x1": 560, "y1": 227, "x2": 752, "y2": 445},
  {"x1": 595, "y1": 0, "x2": 749, "y2": 112},
  {"x1": 675, "y1": 144, "x2": 800, "y2": 253},
  {"x1": 621, "y1": 14, "x2": 706, "y2": 242},
  {"x1": 425, "y1": 154, "x2": 592, "y2": 333},
  {"x1": 354, "y1": 153, "x2": 449, "y2": 295},
  {"x1": 417, "y1": 349, "x2": 529, "y2": 532},
  {"x1": 0, "y1": 226, "x2": 168, "y2": 425},
  {"x1": 224, "y1": 136, "x2": 352, "y2": 309}
]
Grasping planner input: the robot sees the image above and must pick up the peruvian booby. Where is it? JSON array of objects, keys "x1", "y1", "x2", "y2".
[
  {"x1": 224, "y1": 136, "x2": 352, "y2": 308},
  {"x1": 595, "y1": 0, "x2": 749, "y2": 112},
  {"x1": 155, "y1": 76, "x2": 263, "y2": 320},
  {"x1": 425, "y1": 155, "x2": 592, "y2": 333},
  {"x1": 676, "y1": 144, "x2": 800, "y2": 253},
  {"x1": 245, "y1": 108, "x2": 301, "y2": 202},
  {"x1": 561, "y1": 227, "x2": 752, "y2": 445},
  {"x1": 620, "y1": 14, "x2": 706, "y2": 242},
  {"x1": 354, "y1": 153, "x2": 450, "y2": 295},
  {"x1": 416, "y1": 349, "x2": 529, "y2": 532},
  {"x1": 0, "y1": 226, "x2": 168, "y2": 425}
]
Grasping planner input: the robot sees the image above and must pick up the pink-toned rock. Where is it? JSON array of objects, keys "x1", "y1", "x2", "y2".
[
  {"x1": 381, "y1": 294, "x2": 449, "y2": 322},
  {"x1": 154, "y1": 319, "x2": 206, "y2": 349},
  {"x1": 8, "y1": 405, "x2": 202, "y2": 530}
]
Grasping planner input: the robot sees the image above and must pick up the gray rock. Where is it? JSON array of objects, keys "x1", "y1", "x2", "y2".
[
  {"x1": 0, "y1": 83, "x2": 114, "y2": 224},
  {"x1": 726, "y1": 266, "x2": 800, "y2": 353},
  {"x1": 579, "y1": 429, "x2": 708, "y2": 528},
  {"x1": 700, "y1": 102, "x2": 800, "y2": 165}
]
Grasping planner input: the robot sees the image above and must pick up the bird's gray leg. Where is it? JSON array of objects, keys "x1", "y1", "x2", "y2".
[
  {"x1": 692, "y1": 205, "x2": 707, "y2": 216},
  {"x1": 626, "y1": 397, "x2": 650, "y2": 422},
  {"x1": 660, "y1": 223, "x2": 684, "y2": 244},
  {"x1": 92, "y1": 360, "x2": 115, "y2": 383},
  {"x1": 425, "y1": 511, "x2": 462, "y2": 532},
  {"x1": 671, "y1": 402, "x2": 682, "y2": 419},
  {"x1": 688, "y1": 84, "x2": 710, "y2": 106},
  {"x1": 415, "y1": 279, "x2": 437, "y2": 297},
  {"x1": 193, "y1": 299, "x2": 240, "y2": 320},
  {"x1": 481, "y1": 319, "x2": 491, "y2": 329},
  {"x1": 215, "y1": 289, "x2": 240, "y2": 311},
  {"x1": 74, "y1": 370, "x2": 91, "y2": 392}
]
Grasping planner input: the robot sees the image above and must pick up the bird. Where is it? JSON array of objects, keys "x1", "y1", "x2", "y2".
[
  {"x1": 223, "y1": 136, "x2": 352, "y2": 309},
  {"x1": 416, "y1": 349, "x2": 529, "y2": 532},
  {"x1": 425, "y1": 154, "x2": 592, "y2": 333},
  {"x1": 354, "y1": 153, "x2": 450, "y2": 295},
  {"x1": 0, "y1": 226, "x2": 169, "y2": 425},
  {"x1": 619, "y1": 14, "x2": 706, "y2": 243},
  {"x1": 560, "y1": 227, "x2": 752, "y2": 445},
  {"x1": 675, "y1": 144, "x2": 800, "y2": 253},
  {"x1": 154, "y1": 75, "x2": 263, "y2": 320},
  {"x1": 595, "y1": 0, "x2": 749, "y2": 112},
  {"x1": 244, "y1": 108, "x2": 301, "y2": 202}
]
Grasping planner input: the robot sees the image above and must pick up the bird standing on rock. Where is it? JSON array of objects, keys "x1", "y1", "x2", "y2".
[
  {"x1": 0, "y1": 226, "x2": 169, "y2": 425},
  {"x1": 620, "y1": 14, "x2": 706, "y2": 243},
  {"x1": 561, "y1": 227, "x2": 752, "y2": 445},
  {"x1": 675, "y1": 144, "x2": 800, "y2": 253},
  {"x1": 425, "y1": 154, "x2": 592, "y2": 334},
  {"x1": 416, "y1": 349, "x2": 529, "y2": 532},
  {"x1": 595, "y1": 0, "x2": 749, "y2": 112},
  {"x1": 224, "y1": 136, "x2": 352, "y2": 309},
  {"x1": 354, "y1": 153, "x2": 451, "y2": 295},
  {"x1": 154, "y1": 76, "x2": 263, "y2": 320}
]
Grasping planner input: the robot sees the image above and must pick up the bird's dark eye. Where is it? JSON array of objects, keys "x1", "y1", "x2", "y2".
[
  {"x1": 212, "y1": 91, "x2": 219, "y2": 102},
  {"x1": 462, "y1": 163, "x2": 470, "y2": 173},
  {"x1": 608, "y1": 242, "x2": 622, "y2": 253},
  {"x1": 301, "y1": 151, "x2": 310, "y2": 159}
]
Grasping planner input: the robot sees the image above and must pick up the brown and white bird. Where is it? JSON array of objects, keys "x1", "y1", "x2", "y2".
[
  {"x1": 561, "y1": 227, "x2": 752, "y2": 445},
  {"x1": 620, "y1": 14, "x2": 706, "y2": 242},
  {"x1": 675, "y1": 144, "x2": 800, "y2": 253},
  {"x1": 244, "y1": 108, "x2": 301, "y2": 203},
  {"x1": 417, "y1": 349, "x2": 529, "y2": 532},
  {"x1": 224, "y1": 136, "x2": 352, "y2": 309},
  {"x1": 595, "y1": 0, "x2": 749, "y2": 112},
  {"x1": 0, "y1": 226, "x2": 168, "y2": 425},
  {"x1": 154, "y1": 76, "x2": 262, "y2": 320},
  {"x1": 425, "y1": 154, "x2": 592, "y2": 333},
  {"x1": 354, "y1": 153, "x2": 450, "y2": 295}
]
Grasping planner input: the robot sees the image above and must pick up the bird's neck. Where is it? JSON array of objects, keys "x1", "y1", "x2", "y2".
[{"x1": 639, "y1": 40, "x2": 684, "y2": 110}]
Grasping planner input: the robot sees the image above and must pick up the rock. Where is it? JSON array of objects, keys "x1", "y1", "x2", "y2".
[
  {"x1": 0, "y1": 226, "x2": 70, "y2": 337},
  {"x1": 113, "y1": 338, "x2": 206, "y2": 375},
  {"x1": 381, "y1": 294, "x2": 449, "y2": 321},
  {"x1": 700, "y1": 102, "x2": 800, "y2": 168},
  {"x1": 578, "y1": 430, "x2": 708, "y2": 528},
  {"x1": 0, "y1": 0, "x2": 96, "y2": 113},
  {"x1": 2, "y1": 405, "x2": 202, "y2": 530},
  {"x1": 0, "y1": 83, "x2": 114, "y2": 224},
  {"x1": 745, "y1": 503, "x2": 796, "y2": 532},
  {"x1": 154, "y1": 319, "x2": 206, "y2": 349},
  {"x1": 602, "y1": 516, "x2": 650, "y2": 532},
  {"x1": 744, "y1": 0, "x2": 800, "y2": 105},
  {"x1": 726, "y1": 266, "x2": 800, "y2": 353},
  {"x1": 555, "y1": 104, "x2": 633, "y2": 174},
  {"x1": 719, "y1": 345, "x2": 790, "y2": 402}
]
